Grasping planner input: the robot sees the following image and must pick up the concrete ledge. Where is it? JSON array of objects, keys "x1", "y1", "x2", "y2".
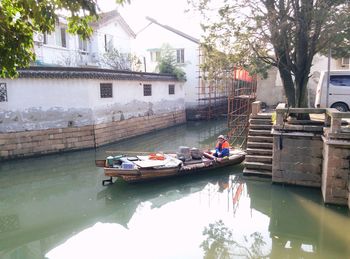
[
  {"x1": 322, "y1": 136, "x2": 350, "y2": 147},
  {"x1": 273, "y1": 125, "x2": 324, "y2": 132}
]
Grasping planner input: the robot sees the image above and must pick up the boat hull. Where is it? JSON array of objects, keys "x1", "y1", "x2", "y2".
[{"x1": 99, "y1": 153, "x2": 245, "y2": 184}]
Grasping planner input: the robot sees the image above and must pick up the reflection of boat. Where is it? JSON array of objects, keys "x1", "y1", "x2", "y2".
[{"x1": 96, "y1": 150, "x2": 245, "y2": 184}]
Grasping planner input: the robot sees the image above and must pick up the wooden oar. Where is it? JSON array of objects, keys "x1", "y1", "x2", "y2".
[{"x1": 203, "y1": 152, "x2": 216, "y2": 160}]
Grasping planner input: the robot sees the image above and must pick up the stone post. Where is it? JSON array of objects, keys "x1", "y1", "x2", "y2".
[
  {"x1": 251, "y1": 101, "x2": 262, "y2": 116},
  {"x1": 275, "y1": 103, "x2": 286, "y2": 126}
]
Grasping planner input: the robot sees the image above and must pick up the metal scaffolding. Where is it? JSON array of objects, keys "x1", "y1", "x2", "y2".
[
  {"x1": 227, "y1": 69, "x2": 257, "y2": 148},
  {"x1": 196, "y1": 49, "x2": 230, "y2": 120},
  {"x1": 196, "y1": 61, "x2": 257, "y2": 147}
]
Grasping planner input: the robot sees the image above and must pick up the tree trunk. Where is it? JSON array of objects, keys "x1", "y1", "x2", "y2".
[{"x1": 278, "y1": 66, "x2": 296, "y2": 107}]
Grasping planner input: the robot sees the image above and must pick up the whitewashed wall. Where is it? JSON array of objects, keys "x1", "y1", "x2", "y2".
[
  {"x1": 95, "y1": 21, "x2": 133, "y2": 55},
  {"x1": 0, "y1": 77, "x2": 184, "y2": 132},
  {"x1": 133, "y1": 24, "x2": 200, "y2": 108}
]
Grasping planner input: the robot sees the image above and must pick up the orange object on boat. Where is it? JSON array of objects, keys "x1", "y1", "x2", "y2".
[{"x1": 148, "y1": 153, "x2": 166, "y2": 160}]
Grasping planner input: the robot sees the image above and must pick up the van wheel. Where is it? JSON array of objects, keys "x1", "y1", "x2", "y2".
[{"x1": 331, "y1": 102, "x2": 349, "y2": 112}]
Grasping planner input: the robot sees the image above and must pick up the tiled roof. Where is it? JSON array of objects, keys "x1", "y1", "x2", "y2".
[
  {"x1": 18, "y1": 67, "x2": 178, "y2": 81},
  {"x1": 92, "y1": 9, "x2": 136, "y2": 38},
  {"x1": 145, "y1": 17, "x2": 200, "y2": 44}
]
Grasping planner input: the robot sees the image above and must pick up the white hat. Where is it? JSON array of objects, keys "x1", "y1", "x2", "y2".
[{"x1": 217, "y1": 135, "x2": 226, "y2": 139}]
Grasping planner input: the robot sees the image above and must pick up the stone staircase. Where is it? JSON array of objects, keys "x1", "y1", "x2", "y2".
[{"x1": 243, "y1": 113, "x2": 273, "y2": 177}]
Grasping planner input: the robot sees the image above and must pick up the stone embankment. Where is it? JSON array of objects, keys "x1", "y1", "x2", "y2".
[
  {"x1": 246, "y1": 101, "x2": 350, "y2": 209},
  {"x1": 0, "y1": 111, "x2": 185, "y2": 160}
]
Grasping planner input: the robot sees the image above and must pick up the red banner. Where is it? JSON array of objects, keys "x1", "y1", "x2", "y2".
[{"x1": 233, "y1": 67, "x2": 253, "y2": 82}]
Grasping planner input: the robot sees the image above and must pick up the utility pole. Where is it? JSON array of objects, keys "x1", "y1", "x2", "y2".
[{"x1": 326, "y1": 47, "x2": 331, "y2": 108}]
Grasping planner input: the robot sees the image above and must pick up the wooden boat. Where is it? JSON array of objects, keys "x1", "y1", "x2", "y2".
[{"x1": 96, "y1": 150, "x2": 245, "y2": 185}]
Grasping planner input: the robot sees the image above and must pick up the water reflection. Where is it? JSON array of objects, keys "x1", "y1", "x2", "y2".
[
  {"x1": 95, "y1": 119, "x2": 229, "y2": 158},
  {"x1": 246, "y1": 182, "x2": 350, "y2": 259},
  {"x1": 0, "y1": 120, "x2": 349, "y2": 259},
  {"x1": 201, "y1": 220, "x2": 267, "y2": 259},
  {"x1": 0, "y1": 120, "x2": 230, "y2": 258}
]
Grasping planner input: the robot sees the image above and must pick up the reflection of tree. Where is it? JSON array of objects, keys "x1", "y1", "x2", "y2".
[
  {"x1": 201, "y1": 220, "x2": 268, "y2": 259},
  {"x1": 201, "y1": 220, "x2": 233, "y2": 259}
]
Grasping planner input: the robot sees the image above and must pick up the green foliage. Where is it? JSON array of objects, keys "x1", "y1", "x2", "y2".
[
  {"x1": 101, "y1": 48, "x2": 142, "y2": 71},
  {"x1": 0, "y1": 0, "x2": 128, "y2": 78},
  {"x1": 190, "y1": 0, "x2": 350, "y2": 108},
  {"x1": 156, "y1": 44, "x2": 186, "y2": 81}
]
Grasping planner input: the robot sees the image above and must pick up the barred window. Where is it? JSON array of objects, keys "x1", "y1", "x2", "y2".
[
  {"x1": 169, "y1": 84, "x2": 175, "y2": 95},
  {"x1": 0, "y1": 83, "x2": 7, "y2": 102},
  {"x1": 143, "y1": 84, "x2": 152, "y2": 96},
  {"x1": 100, "y1": 83, "x2": 113, "y2": 98}
]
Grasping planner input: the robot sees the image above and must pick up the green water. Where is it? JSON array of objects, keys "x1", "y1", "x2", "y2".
[{"x1": 0, "y1": 120, "x2": 349, "y2": 259}]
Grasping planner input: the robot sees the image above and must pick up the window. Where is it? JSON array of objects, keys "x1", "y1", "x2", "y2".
[
  {"x1": 60, "y1": 28, "x2": 67, "y2": 47},
  {"x1": 169, "y1": 84, "x2": 175, "y2": 95},
  {"x1": 143, "y1": 84, "x2": 152, "y2": 96},
  {"x1": 55, "y1": 26, "x2": 67, "y2": 47},
  {"x1": 78, "y1": 37, "x2": 88, "y2": 53},
  {"x1": 100, "y1": 83, "x2": 113, "y2": 98},
  {"x1": 43, "y1": 33, "x2": 48, "y2": 44},
  {"x1": 341, "y1": 57, "x2": 349, "y2": 67},
  {"x1": 330, "y1": 75, "x2": 350, "y2": 87},
  {"x1": 104, "y1": 34, "x2": 113, "y2": 52},
  {"x1": 150, "y1": 51, "x2": 161, "y2": 62},
  {"x1": 176, "y1": 49, "x2": 185, "y2": 63},
  {"x1": 0, "y1": 83, "x2": 7, "y2": 102}
]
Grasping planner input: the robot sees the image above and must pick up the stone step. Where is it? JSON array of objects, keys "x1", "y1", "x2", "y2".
[
  {"x1": 246, "y1": 148, "x2": 273, "y2": 156},
  {"x1": 243, "y1": 168, "x2": 272, "y2": 177},
  {"x1": 247, "y1": 142, "x2": 273, "y2": 149},
  {"x1": 250, "y1": 113, "x2": 272, "y2": 120},
  {"x1": 249, "y1": 118, "x2": 272, "y2": 125},
  {"x1": 247, "y1": 136, "x2": 273, "y2": 143},
  {"x1": 248, "y1": 129, "x2": 272, "y2": 136},
  {"x1": 249, "y1": 124, "x2": 273, "y2": 130},
  {"x1": 245, "y1": 155, "x2": 272, "y2": 163},
  {"x1": 244, "y1": 161, "x2": 272, "y2": 171}
]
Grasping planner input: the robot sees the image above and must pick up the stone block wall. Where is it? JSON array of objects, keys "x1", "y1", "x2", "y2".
[
  {"x1": 322, "y1": 132, "x2": 350, "y2": 206},
  {"x1": 0, "y1": 126, "x2": 95, "y2": 159},
  {"x1": 272, "y1": 132, "x2": 323, "y2": 187},
  {"x1": 322, "y1": 143, "x2": 349, "y2": 205},
  {"x1": 94, "y1": 111, "x2": 186, "y2": 146},
  {"x1": 0, "y1": 111, "x2": 186, "y2": 160},
  {"x1": 348, "y1": 175, "x2": 350, "y2": 209}
]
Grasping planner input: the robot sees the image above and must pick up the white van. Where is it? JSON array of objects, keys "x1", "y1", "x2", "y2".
[{"x1": 315, "y1": 70, "x2": 350, "y2": 111}]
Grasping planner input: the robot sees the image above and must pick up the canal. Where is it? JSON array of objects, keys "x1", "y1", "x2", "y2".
[{"x1": 0, "y1": 119, "x2": 349, "y2": 259}]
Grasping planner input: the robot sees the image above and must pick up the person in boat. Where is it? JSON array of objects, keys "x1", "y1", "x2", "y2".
[{"x1": 213, "y1": 135, "x2": 230, "y2": 158}]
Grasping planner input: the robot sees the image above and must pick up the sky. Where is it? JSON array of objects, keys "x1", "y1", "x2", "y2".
[{"x1": 96, "y1": 0, "x2": 202, "y2": 37}]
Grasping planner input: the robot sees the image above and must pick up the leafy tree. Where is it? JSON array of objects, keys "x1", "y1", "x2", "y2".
[
  {"x1": 101, "y1": 48, "x2": 142, "y2": 71},
  {"x1": 157, "y1": 44, "x2": 186, "y2": 80},
  {"x1": 189, "y1": 0, "x2": 350, "y2": 108},
  {"x1": 0, "y1": 0, "x2": 128, "y2": 78}
]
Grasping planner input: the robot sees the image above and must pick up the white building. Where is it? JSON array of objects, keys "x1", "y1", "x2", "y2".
[
  {"x1": 132, "y1": 17, "x2": 203, "y2": 117},
  {"x1": 33, "y1": 10, "x2": 136, "y2": 68},
  {"x1": 32, "y1": 12, "x2": 223, "y2": 120}
]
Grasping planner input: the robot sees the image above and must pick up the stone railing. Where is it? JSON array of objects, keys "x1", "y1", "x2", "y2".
[{"x1": 275, "y1": 103, "x2": 350, "y2": 132}]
